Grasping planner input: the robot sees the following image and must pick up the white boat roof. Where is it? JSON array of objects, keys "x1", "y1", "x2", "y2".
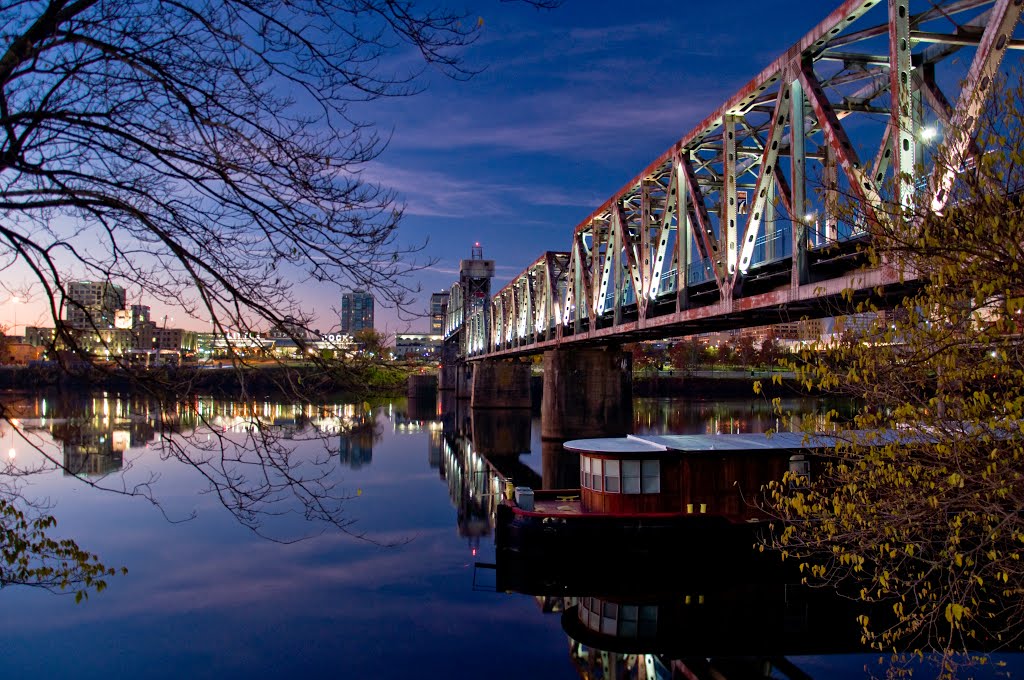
[
  {"x1": 564, "y1": 425, "x2": 1009, "y2": 455},
  {"x1": 563, "y1": 432, "x2": 846, "y2": 455}
]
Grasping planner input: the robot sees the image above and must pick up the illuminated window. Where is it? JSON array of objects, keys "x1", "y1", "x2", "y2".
[
  {"x1": 601, "y1": 601, "x2": 617, "y2": 635},
  {"x1": 642, "y1": 460, "x2": 661, "y2": 493},
  {"x1": 622, "y1": 460, "x2": 641, "y2": 493},
  {"x1": 604, "y1": 459, "x2": 620, "y2": 493},
  {"x1": 581, "y1": 457, "x2": 659, "y2": 494}
]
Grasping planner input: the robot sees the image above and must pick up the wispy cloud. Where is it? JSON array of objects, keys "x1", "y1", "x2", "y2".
[
  {"x1": 360, "y1": 162, "x2": 603, "y2": 219},
  {"x1": 388, "y1": 87, "x2": 721, "y2": 160}
]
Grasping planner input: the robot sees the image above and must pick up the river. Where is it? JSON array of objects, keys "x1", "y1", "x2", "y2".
[{"x1": 0, "y1": 390, "x2": 1019, "y2": 679}]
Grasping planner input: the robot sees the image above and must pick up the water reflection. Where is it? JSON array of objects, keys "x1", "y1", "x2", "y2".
[
  {"x1": 3, "y1": 391, "x2": 384, "y2": 539},
  {"x1": 4, "y1": 391, "x2": 1020, "y2": 679},
  {"x1": 634, "y1": 395, "x2": 855, "y2": 435}
]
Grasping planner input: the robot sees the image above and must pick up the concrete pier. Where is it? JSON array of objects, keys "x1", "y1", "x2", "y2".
[
  {"x1": 407, "y1": 374, "x2": 438, "y2": 401},
  {"x1": 470, "y1": 359, "x2": 532, "y2": 409},
  {"x1": 471, "y1": 408, "x2": 531, "y2": 457},
  {"x1": 541, "y1": 438, "x2": 580, "y2": 490},
  {"x1": 541, "y1": 346, "x2": 632, "y2": 440},
  {"x1": 455, "y1": 362, "x2": 474, "y2": 400},
  {"x1": 438, "y1": 341, "x2": 460, "y2": 391}
]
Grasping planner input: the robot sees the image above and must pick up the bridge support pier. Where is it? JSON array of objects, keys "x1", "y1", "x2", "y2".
[
  {"x1": 541, "y1": 346, "x2": 632, "y2": 440},
  {"x1": 471, "y1": 408, "x2": 531, "y2": 457},
  {"x1": 455, "y1": 362, "x2": 474, "y2": 400},
  {"x1": 438, "y1": 342, "x2": 459, "y2": 391},
  {"x1": 470, "y1": 359, "x2": 532, "y2": 409}
]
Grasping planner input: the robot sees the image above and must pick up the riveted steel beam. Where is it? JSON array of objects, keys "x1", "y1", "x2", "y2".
[
  {"x1": 930, "y1": 0, "x2": 1023, "y2": 213},
  {"x1": 890, "y1": 0, "x2": 916, "y2": 211},
  {"x1": 737, "y1": 73, "x2": 790, "y2": 277}
]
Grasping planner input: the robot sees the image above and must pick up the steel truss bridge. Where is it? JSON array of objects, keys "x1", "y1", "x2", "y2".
[{"x1": 445, "y1": 0, "x2": 1024, "y2": 360}]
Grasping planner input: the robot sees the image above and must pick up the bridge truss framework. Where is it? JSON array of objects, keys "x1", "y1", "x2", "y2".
[{"x1": 446, "y1": 0, "x2": 1024, "y2": 360}]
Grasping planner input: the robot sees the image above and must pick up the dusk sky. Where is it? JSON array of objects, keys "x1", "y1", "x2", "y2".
[
  {"x1": 361, "y1": 0, "x2": 822, "y2": 336},
  {"x1": 2, "y1": 0, "x2": 827, "y2": 337}
]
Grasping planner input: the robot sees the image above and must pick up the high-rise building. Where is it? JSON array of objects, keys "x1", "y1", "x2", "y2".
[
  {"x1": 130, "y1": 304, "x2": 151, "y2": 328},
  {"x1": 116, "y1": 305, "x2": 151, "y2": 330},
  {"x1": 429, "y1": 291, "x2": 449, "y2": 334},
  {"x1": 340, "y1": 289, "x2": 374, "y2": 334},
  {"x1": 64, "y1": 281, "x2": 126, "y2": 328}
]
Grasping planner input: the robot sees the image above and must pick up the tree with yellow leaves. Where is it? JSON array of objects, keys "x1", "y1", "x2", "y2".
[{"x1": 764, "y1": 75, "x2": 1024, "y2": 666}]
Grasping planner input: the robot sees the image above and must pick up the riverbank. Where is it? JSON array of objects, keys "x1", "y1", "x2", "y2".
[
  {"x1": 0, "y1": 362, "x2": 806, "y2": 403},
  {"x1": 632, "y1": 370, "x2": 802, "y2": 398},
  {"x1": 0, "y1": 361, "x2": 410, "y2": 400}
]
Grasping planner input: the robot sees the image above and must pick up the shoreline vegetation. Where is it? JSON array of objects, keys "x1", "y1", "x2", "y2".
[
  {"x1": 0, "y1": 361, "x2": 410, "y2": 400},
  {"x1": 0, "y1": 362, "x2": 803, "y2": 402}
]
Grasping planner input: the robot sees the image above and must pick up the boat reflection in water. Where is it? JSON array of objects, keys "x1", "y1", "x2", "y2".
[{"x1": 488, "y1": 519, "x2": 1024, "y2": 680}]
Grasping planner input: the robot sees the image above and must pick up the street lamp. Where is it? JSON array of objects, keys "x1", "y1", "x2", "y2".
[{"x1": 10, "y1": 295, "x2": 19, "y2": 339}]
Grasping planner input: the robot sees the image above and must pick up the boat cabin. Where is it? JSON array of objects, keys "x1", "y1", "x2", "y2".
[{"x1": 564, "y1": 432, "x2": 829, "y2": 519}]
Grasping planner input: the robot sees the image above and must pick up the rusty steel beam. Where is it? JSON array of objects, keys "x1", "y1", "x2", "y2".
[
  {"x1": 930, "y1": 0, "x2": 1023, "y2": 212},
  {"x1": 736, "y1": 74, "x2": 792, "y2": 277}
]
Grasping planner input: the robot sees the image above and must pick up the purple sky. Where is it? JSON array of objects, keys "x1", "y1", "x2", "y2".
[
  {"x1": 354, "y1": 0, "x2": 822, "y2": 336},
  {"x1": 1, "y1": 0, "x2": 825, "y2": 337}
]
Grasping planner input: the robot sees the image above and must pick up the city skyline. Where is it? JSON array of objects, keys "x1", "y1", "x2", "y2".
[{"x1": 1, "y1": 1, "x2": 826, "y2": 336}]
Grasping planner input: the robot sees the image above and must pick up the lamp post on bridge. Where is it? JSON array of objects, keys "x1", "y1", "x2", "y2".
[{"x1": 10, "y1": 295, "x2": 20, "y2": 340}]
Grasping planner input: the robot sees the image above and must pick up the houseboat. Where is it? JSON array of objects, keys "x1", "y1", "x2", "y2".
[{"x1": 494, "y1": 431, "x2": 837, "y2": 561}]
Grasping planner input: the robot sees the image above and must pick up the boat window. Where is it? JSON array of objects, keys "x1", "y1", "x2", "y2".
[
  {"x1": 604, "y1": 459, "x2": 620, "y2": 493},
  {"x1": 639, "y1": 605, "x2": 658, "y2": 637},
  {"x1": 601, "y1": 601, "x2": 617, "y2": 635},
  {"x1": 620, "y1": 604, "x2": 638, "y2": 637},
  {"x1": 641, "y1": 460, "x2": 661, "y2": 493},
  {"x1": 622, "y1": 460, "x2": 641, "y2": 494},
  {"x1": 581, "y1": 457, "x2": 659, "y2": 494}
]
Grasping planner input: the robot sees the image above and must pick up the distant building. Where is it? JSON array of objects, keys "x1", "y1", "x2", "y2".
[
  {"x1": 24, "y1": 326, "x2": 57, "y2": 348},
  {"x1": 772, "y1": 318, "x2": 825, "y2": 343},
  {"x1": 340, "y1": 289, "x2": 374, "y2": 334},
  {"x1": 64, "y1": 281, "x2": 126, "y2": 329},
  {"x1": 136, "y1": 326, "x2": 197, "y2": 353},
  {"x1": 195, "y1": 332, "x2": 216, "y2": 357},
  {"x1": 1, "y1": 341, "x2": 43, "y2": 365},
  {"x1": 429, "y1": 292, "x2": 449, "y2": 334},
  {"x1": 130, "y1": 304, "x2": 151, "y2": 328},
  {"x1": 395, "y1": 333, "x2": 442, "y2": 360},
  {"x1": 267, "y1": 316, "x2": 311, "y2": 340},
  {"x1": 834, "y1": 311, "x2": 886, "y2": 339}
]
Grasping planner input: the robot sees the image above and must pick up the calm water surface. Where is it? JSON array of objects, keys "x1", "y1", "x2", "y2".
[{"x1": 0, "y1": 391, "x2": 1018, "y2": 679}]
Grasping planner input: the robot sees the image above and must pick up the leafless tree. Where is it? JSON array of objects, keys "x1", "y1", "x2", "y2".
[
  {"x1": 0, "y1": 0, "x2": 560, "y2": 587},
  {"x1": 1, "y1": 0, "x2": 551, "y2": 350}
]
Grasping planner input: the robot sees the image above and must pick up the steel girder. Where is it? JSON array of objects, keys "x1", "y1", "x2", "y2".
[
  {"x1": 455, "y1": 0, "x2": 1023, "y2": 360},
  {"x1": 488, "y1": 252, "x2": 570, "y2": 354},
  {"x1": 445, "y1": 283, "x2": 464, "y2": 341}
]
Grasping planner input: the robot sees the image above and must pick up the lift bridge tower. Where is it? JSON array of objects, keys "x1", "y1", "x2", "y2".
[
  {"x1": 440, "y1": 243, "x2": 494, "y2": 396},
  {"x1": 459, "y1": 242, "x2": 495, "y2": 354}
]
